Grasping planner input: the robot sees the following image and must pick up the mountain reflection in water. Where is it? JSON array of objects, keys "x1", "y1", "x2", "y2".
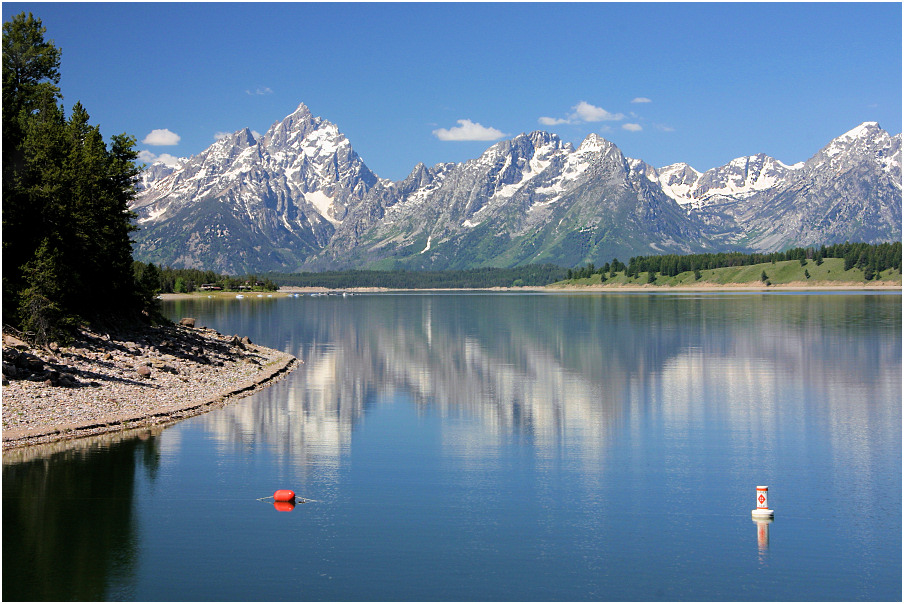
[
  {"x1": 181, "y1": 294, "x2": 899, "y2": 482},
  {"x1": 4, "y1": 292, "x2": 899, "y2": 602}
]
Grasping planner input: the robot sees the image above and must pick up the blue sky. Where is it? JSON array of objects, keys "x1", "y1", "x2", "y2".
[{"x1": 4, "y1": 2, "x2": 901, "y2": 181}]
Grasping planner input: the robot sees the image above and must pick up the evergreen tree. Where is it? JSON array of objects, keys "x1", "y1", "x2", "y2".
[
  {"x1": 17, "y1": 238, "x2": 70, "y2": 344},
  {"x1": 3, "y1": 12, "x2": 142, "y2": 337},
  {"x1": 3, "y1": 12, "x2": 62, "y2": 320},
  {"x1": 132, "y1": 261, "x2": 160, "y2": 313}
]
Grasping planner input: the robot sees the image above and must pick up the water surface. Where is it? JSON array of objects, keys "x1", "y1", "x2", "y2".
[{"x1": 4, "y1": 292, "x2": 901, "y2": 601}]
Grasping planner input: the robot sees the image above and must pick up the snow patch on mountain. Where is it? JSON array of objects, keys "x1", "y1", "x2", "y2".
[
  {"x1": 493, "y1": 139, "x2": 559, "y2": 199},
  {"x1": 305, "y1": 190, "x2": 339, "y2": 224},
  {"x1": 131, "y1": 105, "x2": 901, "y2": 274}
]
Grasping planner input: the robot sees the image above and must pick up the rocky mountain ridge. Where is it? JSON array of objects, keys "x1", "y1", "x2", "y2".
[{"x1": 131, "y1": 103, "x2": 901, "y2": 273}]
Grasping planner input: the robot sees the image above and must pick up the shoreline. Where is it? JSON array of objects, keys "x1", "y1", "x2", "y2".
[
  {"x1": 5, "y1": 282, "x2": 898, "y2": 451},
  {"x1": 160, "y1": 282, "x2": 901, "y2": 298},
  {"x1": 2, "y1": 323, "x2": 298, "y2": 451}
]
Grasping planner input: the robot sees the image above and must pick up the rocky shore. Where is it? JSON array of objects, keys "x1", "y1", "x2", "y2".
[{"x1": 1, "y1": 321, "x2": 297, "y2": 450}]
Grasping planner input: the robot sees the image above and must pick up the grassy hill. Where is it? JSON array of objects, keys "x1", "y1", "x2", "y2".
[{"x1": 551, "y1": 258, "x2": 902, "y2": 288}]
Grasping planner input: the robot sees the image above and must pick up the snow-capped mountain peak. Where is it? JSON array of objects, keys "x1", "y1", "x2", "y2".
[
  {"x1": 131, "y1": 105, "x2": 901, "y2": 274},
  {"x1": 839, "y1": 121, "x2": 882, "y2": 141},
  {"x1": 577, "y1": 132, "x2": 616, "y2": 154}
]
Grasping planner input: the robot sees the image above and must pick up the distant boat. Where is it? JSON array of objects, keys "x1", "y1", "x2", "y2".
[{"x1": 236, "y1": 294, "x2": 244, "y2": 299}]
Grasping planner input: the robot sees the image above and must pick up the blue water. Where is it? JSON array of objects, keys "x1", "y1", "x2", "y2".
[{"x1": 4, "y1": 292, "x2": 901, "y2": 601}]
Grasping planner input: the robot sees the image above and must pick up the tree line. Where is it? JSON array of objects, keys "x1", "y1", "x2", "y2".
[
  {"x1": 566, "y1": 242, "x2": 902, "y2": 282},
  {"x1": 3, "y1": 13, "x2": 153, "y2": 342},
  {"x1": 263, "y1": 264, "x2": 569, "y2": 289},
  {"x1": 133, "y1": 262, "x2": 279, "y2": 293}
]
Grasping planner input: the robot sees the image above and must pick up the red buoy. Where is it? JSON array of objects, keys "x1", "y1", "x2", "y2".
[
  {"x1": 273, "y1": 489, "x2": 296, "y2": 503},
  {"x1": 273, "y1": 500, "x2": 296, "y2": 512}
]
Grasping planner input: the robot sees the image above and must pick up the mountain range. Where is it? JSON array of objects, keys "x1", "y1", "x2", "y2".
[{"x1": 131, "y1": 103, "x2": 902, "y2": 273}]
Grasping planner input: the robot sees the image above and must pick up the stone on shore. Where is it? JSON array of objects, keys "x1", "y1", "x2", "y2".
[
  {"x1": 3, "y1": 334, "x2": 28, "y2": 349},
  {"x1": 2, "y1": 324, "x2": 295, "y2": 448}
]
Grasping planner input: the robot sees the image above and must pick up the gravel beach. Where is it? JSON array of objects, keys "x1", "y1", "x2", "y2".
[{"x1": 2, "y1": 322, "x2": 297, "y2": 450}]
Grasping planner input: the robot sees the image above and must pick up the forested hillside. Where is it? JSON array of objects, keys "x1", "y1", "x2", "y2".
[
  {"x1": 561, "y1": 242, "x2": 902, "y2": 285},
  {"x1": 3, "y1": 13, "x2": 151, "y2": 341}
]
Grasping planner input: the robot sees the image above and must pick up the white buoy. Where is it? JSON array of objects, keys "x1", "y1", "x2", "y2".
[{"x1": 751, "y1": 485, "x2": 774, "y2": 517}]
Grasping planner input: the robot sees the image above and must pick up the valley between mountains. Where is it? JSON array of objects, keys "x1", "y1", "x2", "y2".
[{"x1": 131, "y1": 103, "x2": 902, "y2": 274}]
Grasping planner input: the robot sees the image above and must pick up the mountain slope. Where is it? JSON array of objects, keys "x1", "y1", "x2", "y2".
[
  {"x1": 132, "y1": 103, "x2": 381, "y2": 272},
  {"x1": 132, "y1": 105, "x2": 902, "y2": 273}
]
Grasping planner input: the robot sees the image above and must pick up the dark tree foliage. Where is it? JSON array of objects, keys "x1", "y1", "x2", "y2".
[
  {"x1": 132, "y1": 263, "x2": 279, "y2": 293},
  {"x1": 623, "y1": 243, "x2": 900, "y2": 280},
  {"x1": 3, "y1": 13, "x2": 143, "y2": 338},
  {"x1": 262, "y1": 265, "x2": 568, "y2": 289},
  {"x1": 561, "y1": 242, "x2": 901, "y2": 283}
]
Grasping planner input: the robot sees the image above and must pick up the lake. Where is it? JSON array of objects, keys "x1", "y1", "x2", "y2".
[{"x1": 3, "y1": 291, "x2": 901, "y2": 601}]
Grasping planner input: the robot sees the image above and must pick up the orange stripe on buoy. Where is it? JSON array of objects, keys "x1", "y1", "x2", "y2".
[{"x1": 274, "y1": 489, "x2": 296, "y2": 502}]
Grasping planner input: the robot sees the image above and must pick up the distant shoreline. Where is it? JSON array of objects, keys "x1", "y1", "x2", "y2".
[{"x1": 159, "y1": 282, "x2": 901, "y2": 299}]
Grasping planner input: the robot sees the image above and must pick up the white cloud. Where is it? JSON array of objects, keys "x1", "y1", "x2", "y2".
[
  {"x1": 631, "y1": 97, "x2": 652, "y2": 104},
  {"x1": 433, "y1": 119, "x2": 506, "y2": 141},
  {"x1": 539, "y1": 101, "x2": 625, "y2": 127},
  {"x1": 142, "y1": 128, "x2": 181, "y2": 146},
  {"x1": 654, "y1": 123, "x2": 675, "y2": 132},
  {"x1": 622, "y1": 123, "x2": 643, "y2": 132},
  {"x1": 246, "y1": 87, "x2": 273, "y2": 96},
  {"x1": 138, "y1": 150, "x2": 181, "y2": 167},
  {"x1": 538, "y1": 116, "x2": 572, "y2": 126},
  {"x1": 569, "y1": 101, "x2": 624, "y2": 123}
]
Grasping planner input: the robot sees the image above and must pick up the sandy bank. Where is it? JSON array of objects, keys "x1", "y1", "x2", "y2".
[
  {"x1": 2, "y1": 323, "x2": 297, "y2": 450},
  {"x1": 162, "y1": 282, "x2": 900, "y2": 296}
]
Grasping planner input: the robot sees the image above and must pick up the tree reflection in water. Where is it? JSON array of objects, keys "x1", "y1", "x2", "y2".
[{"x1": 3, "y1": 429, "x2": 163, "y2": 601}]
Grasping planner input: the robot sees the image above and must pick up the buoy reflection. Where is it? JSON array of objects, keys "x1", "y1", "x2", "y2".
[
  {"x1": 753, "y1": 517, "x2": 773, "y2": 553},
  {"x1": 273, "y1": 500, "x2": 296, "y2": 512}
]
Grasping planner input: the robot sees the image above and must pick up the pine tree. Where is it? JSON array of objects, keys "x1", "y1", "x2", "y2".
[
  {"x1": 3, "y1": 12, "x2": 62, "y2": 321},
  {"x1": 3, "y1": 12, "x2": 141, "y2": 338},
  {"x1": 17, "y1": 238, "x2": 70, "y2": 344}
]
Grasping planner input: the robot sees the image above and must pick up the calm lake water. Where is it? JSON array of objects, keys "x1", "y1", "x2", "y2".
[{"x1": 3, "y1": 292, "x2": 901, "y2": 601}]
